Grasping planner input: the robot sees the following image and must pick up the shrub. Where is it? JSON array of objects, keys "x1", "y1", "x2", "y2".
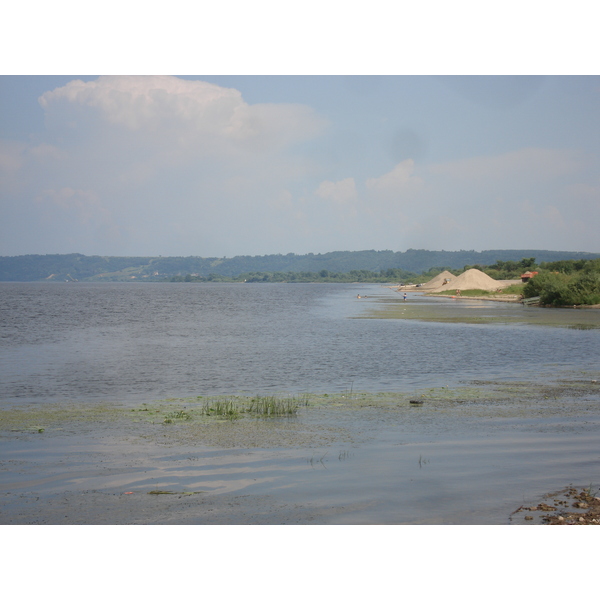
[{"x1": 524, "y1": 270, "x2": 600, "y2": 306}]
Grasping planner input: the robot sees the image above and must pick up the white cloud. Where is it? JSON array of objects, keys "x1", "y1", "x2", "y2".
[
  {"x1": 0, "y1": 76, "x2": 333, "y2": 255},
  {"x1": 365, "y1": 159, "x2": 421, "y2": 195},
  {"x1": 267, "y1": 189, "x2": 294, "y2": 210},
  {"x1": 361, "y1": 160, "x2": 425, "y2": 229},
  {"x1": 427, "y1": 147, "x2": 583, "y2": 182},
  {"x1": 0, "y1": 140, "x2": 26, "y2": 172},
  {"x1": 38, "y1": 76, "x2": 327, "y2": 158},
  {"x1": 35, "y1": 187, "x2": 111, "y2": 225},
  {"x1": 315, "y1": 177, "x2": 357, "y2": 205},
  {"x1": 39, "y1": 76, "x2": 242, "y2": 131}
]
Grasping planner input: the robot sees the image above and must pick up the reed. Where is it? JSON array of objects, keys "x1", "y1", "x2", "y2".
[
  {"x1": 199, "y1": 394, "x2": 303, "y2": 420},
  {"x1": 247, "y1": 395, "x2": 300, "y2": 417},
  {"x1": 200, "y1": 399, "x2": 240, "y2": 421}
]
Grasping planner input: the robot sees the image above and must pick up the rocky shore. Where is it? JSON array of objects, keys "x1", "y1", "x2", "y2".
[{"x1": 511, "y1": 486, "x2": 600, "y2": 525}]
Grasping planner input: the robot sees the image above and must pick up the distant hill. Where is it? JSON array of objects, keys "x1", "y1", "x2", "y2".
[{"x1": 1, "y1": 249, "x2": 599, "y2": 282}]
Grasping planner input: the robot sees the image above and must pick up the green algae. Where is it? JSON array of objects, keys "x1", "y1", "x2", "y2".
[
  {"x1": 358, "y1": 299, "x2": 600, "y2": 328},
  {"x1": 2, "y1": 376, "x2": 598, "y2": 449},
  {"x1": 0, "y1": 401, "x2": 128, "y2": 432}
]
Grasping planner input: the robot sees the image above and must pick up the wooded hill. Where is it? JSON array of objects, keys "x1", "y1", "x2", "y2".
[{"x1": 1, "y1": 249, "x2": 599, "y2": 282}]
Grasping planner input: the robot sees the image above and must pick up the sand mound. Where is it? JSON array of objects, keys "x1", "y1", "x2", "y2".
[
  {"x1": 419, "y1": 270, "x2": 456, "y2": 290},
  {"x1": 429, "y1": 268, "x2": 503, "y2": 292}
]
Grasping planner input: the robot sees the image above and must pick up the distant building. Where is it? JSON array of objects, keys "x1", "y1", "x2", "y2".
[{"x1": 520, "y1": 271, "x2": 538, "y2": 282}]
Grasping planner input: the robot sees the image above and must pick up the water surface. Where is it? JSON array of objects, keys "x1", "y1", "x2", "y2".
[
  {"x1": 1, "y1": 282, "x2": 598, "y2": 405},
  {"x1": 1, "y1": 282, "x2": 598, "y2": 524}
]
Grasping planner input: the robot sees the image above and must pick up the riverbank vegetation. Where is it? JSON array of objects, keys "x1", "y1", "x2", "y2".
[
  {"x1": 428, "y1": 258, "x2": 600, "y2": 307},
  {"x1": 522, "y1": 258, "x2": 600, "y2": 306},
  {"x1": 429, "y1": 284, "x2": 525, "y2": 298}
]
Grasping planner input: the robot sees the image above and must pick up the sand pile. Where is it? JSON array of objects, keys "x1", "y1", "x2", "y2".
[
  {"x1": 419, "y1": 270, "x2": 456, "y2": 290},
  {"x1": 428, "y1": 268, "x2": 504, "y2": 292}
]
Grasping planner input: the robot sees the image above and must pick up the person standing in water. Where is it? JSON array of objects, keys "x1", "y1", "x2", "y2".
[{"x1": 403, "y1": 292, "x2": 407, "y2": 301}]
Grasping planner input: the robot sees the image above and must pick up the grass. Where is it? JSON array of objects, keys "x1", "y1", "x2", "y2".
[
  {"x1": 429, "y1": 286, "x2": 523, "y2": 297},
  {"x1": 198, "y1": 395, "x2": 308, "y2": 421},
  {"x1": 200, "y1": 399, "x2": 241, "y2": 421},
  {"x1": 246, "y1": 396, "x2": 303, "y2": 416}
]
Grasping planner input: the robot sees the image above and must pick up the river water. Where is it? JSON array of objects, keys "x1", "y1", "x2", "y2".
[
  {"x1": 1, "y1": 282, "x2": 599, "y2": 405},
  {"x1": 1, "y1": 282, "x2": 599, "y2": 525}
]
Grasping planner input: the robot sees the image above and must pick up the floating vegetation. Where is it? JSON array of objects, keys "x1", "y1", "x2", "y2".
[
  {"x1": 163, "y1": 410, "x2": 192, "y2": 424},
  {"x1": 2, "y1": 376, "x2": 599, "y2": 453},
  {"x1": 360, "y1": 299, "x2": 600, "y2": 328}
]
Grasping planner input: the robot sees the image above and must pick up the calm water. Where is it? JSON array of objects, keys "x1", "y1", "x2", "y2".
[
  {"x1": 1, "y1": 282, "x2": 599, "y2": 524},
  {"x1": 1, "y1": 282, "x2": 599, "y2": 406}
]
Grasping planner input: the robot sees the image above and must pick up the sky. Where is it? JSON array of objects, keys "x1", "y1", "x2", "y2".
[{"x1": 1, "y1": 8, "x2": 599, "y2": 258}]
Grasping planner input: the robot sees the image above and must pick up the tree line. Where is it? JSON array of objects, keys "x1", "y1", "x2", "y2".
[
  {"x1": 169, "y1": 268, "x2": 417, "y2": 284},
  {"x1": 2, "y1": 250, "x2": 599, "y2": 282},
  {"x1": 169, "y1": 258, "x2": 600, "y2": 306}
]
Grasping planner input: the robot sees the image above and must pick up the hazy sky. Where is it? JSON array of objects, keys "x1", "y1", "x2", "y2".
[{"x1": 1, "y1": 74, "x2": 598, "y2": 257}]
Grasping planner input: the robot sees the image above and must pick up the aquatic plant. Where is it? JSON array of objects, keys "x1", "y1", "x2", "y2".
[
  {"x1": 307, "y1": 452, "x2": 328, "y2": 468},
  {"x1": 200, "y1": 399, "x2": 240, "y2": 421},
  {"x1": 246, "y1": 395, "x2": 300, "y2": 417},
  {"x1": 163, "y1": 410, "x2": 192, "y2": 424},
  {"x1": 198, "y1": 395, "x2": 305, "y2": 420}
]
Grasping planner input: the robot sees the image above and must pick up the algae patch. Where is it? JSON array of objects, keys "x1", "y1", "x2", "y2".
[
  {"x1": 2, "y1": 376, "x2": 599, "y2": 448},
  {"x1": 358, "y1": 297, "x2": 600, "y2": 328}
]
